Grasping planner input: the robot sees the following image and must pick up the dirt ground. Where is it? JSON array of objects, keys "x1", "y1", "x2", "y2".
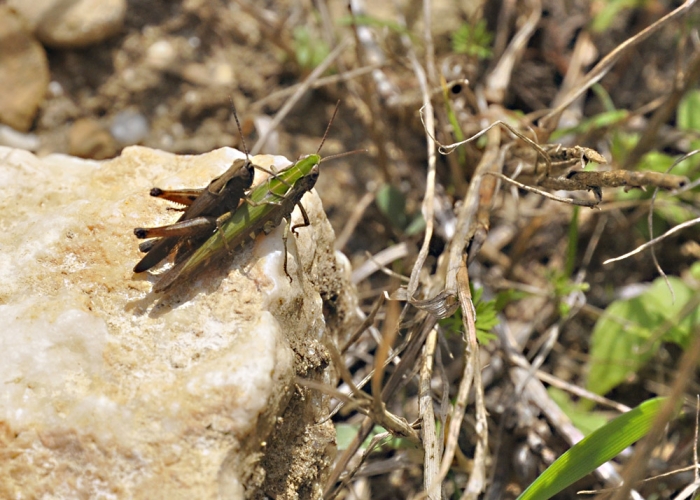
[{"x1": 5, "y1": 0, "x2": 700, "y2": 498}]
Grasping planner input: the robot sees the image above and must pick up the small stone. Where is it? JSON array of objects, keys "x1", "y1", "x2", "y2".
[
  {"x1": 181, "y1": 61, "x2": 235, "y2": 87},
  {"x1": 110, "y1": 110, "x2": 149, "y2": 145},
  {"x1": 0, "y1": 6, "x2": 49, "y2": 131},
  {"x1": 68, "y1": 118, "x2": 117, "y2": 159},
  {"x1": 145, "y1": 39, "x2": 177, "y2": 70},
  {"x1": 9, "y1": 0, "x2": 127, "y2": 49},
  {"x1": 48, "y1": 81, "x2": 64, "y2": 97},
  {"x1": 0, "y1": 124, "x2": 40, "y2": 151}
]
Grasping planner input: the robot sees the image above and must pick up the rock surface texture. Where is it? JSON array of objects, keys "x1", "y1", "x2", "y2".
[{"x1": 0, "y1": 146, "x2": 356, "y2": 499}]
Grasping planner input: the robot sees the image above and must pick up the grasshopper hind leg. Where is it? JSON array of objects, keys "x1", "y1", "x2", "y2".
[
  {"x1": 282, "y1": 202, "x2": 312, "y2": 281},
  {"x1": 290, "y1": 202, "x2": 310, "y2": 235},
  {"x1": 282, "y1": 219, "x2": 293, "y2": 282}
]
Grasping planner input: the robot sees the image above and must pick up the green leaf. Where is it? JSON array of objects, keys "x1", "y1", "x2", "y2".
[
  {"x1": 632, "y1": 144, "x2": 700, "y2": 180},
  {"x1": 548, "y1": 388, "x2": 608, "y2": 436},
  {"x1": 676, "y1": 139, "x2": 700, "y2": 173},
  {"x1": 586, "y1": 277, "x2": 699, "y2": 397},
  {"x1": 335, "y1": 423, "x2": 412, "y2": 451},
  {"x1": 438, "y1": 286, "x2": 501, "y2": 344},
  {"x1": 690, "y1": 261, "x2": 700, "y2": 282},
  {"x1": 451, "y1": 20, "x2": 493, "y2": 59},
  {"x1": 292, "y1": 26, "x2": 330, "y2": 70},
  {"x1": 549, "y1": 109, "x2": 628, "y2": 140},
  {"x1": 590, "y1": 0, "x2": 644, "y2": 32},
  {"x1": 494, "y1": 289, "x2": 529, "y2": 312},
  {"x1": 609, "y1": 131, "x2": 639, "y2": 164},
  {"x1": 375, "y1": 184, "x2": 408, "y2": 230},
  {"x1": 404, "y1": 214, "x2": 426, "y2": 236},
  {"x1": 472, "y1": 287, "x2": 498, "y2": 343},
  {"x1": 654, "y1": 201, "x2": 696, "y2": 226},
  {"x1": 591, "y1": 83, "x2": 617, "y2": 113},
  {"x1": 637, "y1": 151, "x2": 676, "y2": 174},
  {"x1": 675, "y1": 91, "x2": 700, "y2": 172},
  {"x1": 678, "y1": 89, "x2": 700, "y2": 132},
  {"x1": 517, "y1": 397, "x2": 666, "y2": 500},
  {"x1": 335, "y1": 424, "x2": 386, "y2": 451}
]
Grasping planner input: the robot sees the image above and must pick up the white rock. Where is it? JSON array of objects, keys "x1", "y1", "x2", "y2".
[{"x1": 0, "y1": 146, "x2": 357, "y2": 498}]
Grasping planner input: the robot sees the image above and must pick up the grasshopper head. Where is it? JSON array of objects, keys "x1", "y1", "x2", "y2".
[
  {"x1": 240, "y1": 158, "x2": 255, "y2": 185},
  {"x1": 225, "y1": 158, "x2": 255, "y2": 189},
  {"x1": 302, "y1": 163, "x2": 320, "y2": 190}
]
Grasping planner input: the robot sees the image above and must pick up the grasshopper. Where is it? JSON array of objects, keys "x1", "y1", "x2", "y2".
[
  {"x1": 147, "y1": 102, "x2": 346, "y2": 293},
  {"x1": 133, "y1": 107, "x2": 260, "y2": 273},
  {"x1": 153, "y1": 153, "x2": 322, "y2": 292},
  {"x1": 133, "y1": 158, "x2": 255, "y2": 272}
]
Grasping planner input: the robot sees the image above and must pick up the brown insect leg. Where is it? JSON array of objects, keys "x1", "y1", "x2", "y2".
[
  {"x1": 282, "y1": 218, "x2": 293, "y2": 282},
  {"x1": 291, "y1": 202, "x2": 310, "y2": 235}
]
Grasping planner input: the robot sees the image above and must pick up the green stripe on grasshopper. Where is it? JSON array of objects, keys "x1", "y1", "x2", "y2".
[{"x1": 153, "y1": 153, "x2": 321, "y2": 293}]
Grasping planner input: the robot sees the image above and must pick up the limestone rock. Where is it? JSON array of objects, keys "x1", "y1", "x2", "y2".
[
  {"x1": 0, "y1": 146, "x2": 357, "y2": 499},
  {"x1": 0, "y1": 6, "x2": 49, "y2": 131},
  {"x1": 8, "y1": 0, "x2": 127, "y2": 48}
]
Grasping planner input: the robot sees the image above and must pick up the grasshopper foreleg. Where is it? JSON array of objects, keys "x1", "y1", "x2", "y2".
[
  {"x1": 291, "y1": 202, "x2": 310, "y2": 235},
  {"x1": 214, "y1": 212, "x2": 234, "y2": 253},
  {"x1": 244, "y1": 188, "x2": 287, "y2": 208}
]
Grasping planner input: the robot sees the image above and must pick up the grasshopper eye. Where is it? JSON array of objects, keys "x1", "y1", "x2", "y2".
[{"x1": 309, "y1": 165, "x2": 320, "y2": 181}]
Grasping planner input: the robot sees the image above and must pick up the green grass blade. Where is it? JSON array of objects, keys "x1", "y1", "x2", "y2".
[{"x1": 516, "y1": 397, "x2": 666, "y2": 500}]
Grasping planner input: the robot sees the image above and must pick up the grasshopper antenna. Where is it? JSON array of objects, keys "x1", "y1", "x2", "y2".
[
  {"x1": 315, "y1": 103, "x2": 365, "y2": 165},
  {"x1": 316, "y1": 100, "x2": 341, "y2": 155},
  {"x1": 321, "y1": 149, "x2": 367, "y2": 163},
  {"x1": 230, "y1": 96, "x2": 250, "y2": 161},
  {"x1": 230, "y1": 96, "x2": 282, "y2": 179}
]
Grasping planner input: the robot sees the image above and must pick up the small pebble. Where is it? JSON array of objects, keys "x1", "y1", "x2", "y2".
[
  {"x1": 110, "y1": 111, "x2": 149, "y2": 145},
  {"x1": 48, "y1": 81, "x2": 64, "y2": 97},
  {"x1": 9, "y1": 0, "x2": 127, "y2": 48},
  {"x1": 69, "y1": 118, "x2": 117, "y2": 159},
  {"x1": 0, "y1": 124, "x2": 41, "y2": 151},
  {"x1": 146, "y1": 40, "x2": 176, "y2": 70},
  {"x1": 0, "y1": 6, "x2": 49, "y2": 131}
]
